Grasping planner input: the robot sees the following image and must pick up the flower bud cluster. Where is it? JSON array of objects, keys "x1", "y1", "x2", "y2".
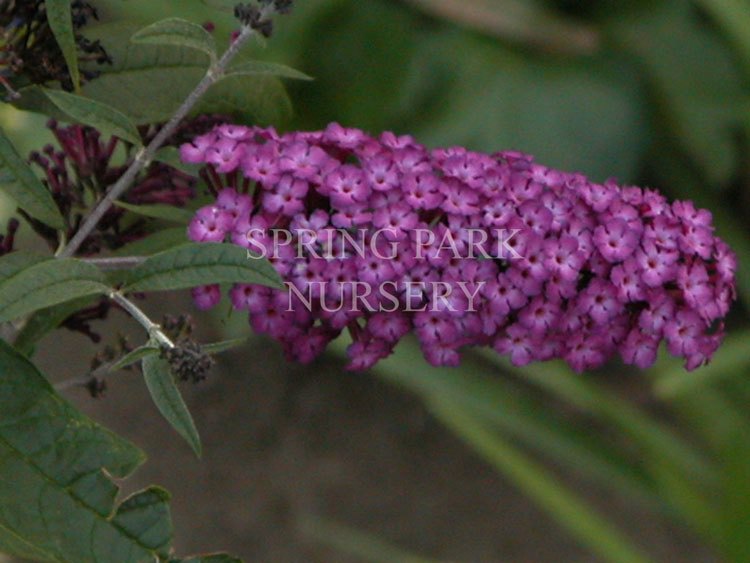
[
  {"x1": 0, "y1": 0, "x2": 109, "y2": 97},
  {"x1": 24, "y1": 117, "x2": 222, "y2": 254},
  {"x1": 234, "y1": 0, "x2": 293, "y2": 37}
]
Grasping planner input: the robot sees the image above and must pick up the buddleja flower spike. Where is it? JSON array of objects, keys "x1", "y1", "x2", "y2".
[{"x1": 182, "y1": 123, "x2": 737, "y2": 373}]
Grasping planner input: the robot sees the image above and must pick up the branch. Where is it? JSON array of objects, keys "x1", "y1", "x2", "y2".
[
  {"x1": 55, "y1": 292, "x2": 172, "y2": 392},
  {"x1": 54, "y1": 359, "x2": 114, "y2": 392},
  {"x1": 57, "y1": 24, "x2": 256, "y2": 259},
  {"x1": 110, "y1": 292, "x2": 174, "y2": 349}
]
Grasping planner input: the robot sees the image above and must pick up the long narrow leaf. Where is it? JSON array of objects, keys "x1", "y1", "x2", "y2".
[
  {"x1": 131, "y1": 18, "x2": 217, "y2": 62},
  {"x1": 0, "y1": 128, "x2": 65, "y2": 229},
  {"x1": 694, "y1": 0, "x2": 750, "y2": 74},
  {"x1": 429, "y1": 398, "x2": 653, "y2": 563},
  {"x1": 478, "y1": 350, "x2": 717, "y2": 484},
  {"x1": 359, "y1": 338, "x2": 660, "y2": 510},
  {"x1": 202, "y1": 338, "x2": 247, "y2": 355},
  {"x1": 299, "y1": 516, "x2": 442, "y2": 563},
  {"x1": 123, "y1": 243, "x2": 282, "y2": 293},
  {"x1": 0, "y1": 256, "x2": 109, "y2": 323},
  {"x1": 13, "y1": 296, "x2": 98, "y2": 356},
  {"x1": 226, "y1": 61, "x2": 312, "y2": 81},
  {"x1": 114, "y1": 200, "x2": 195, "y2": 224},
  {"x1": 111, "y1": 345, "x2": 160, "y2": 371},
  {"x1": 153, "y1": 147, "x2": 202, "y2": 176},
  {"x1": 46, "y1": 0, "x2": 80, "y2": 91},
  {"x1": 653, "y1": 329, "x2": 750, "y2": 398},
  {"x1": 716, "y1": 425, "x2": 750, "y2": 561},
  {"x1": 175, "y1": 555, "x2": 242, "y2": 563},
  {"x1": 112, "y1": 227, "x2": 189, "y2": 257},
  {"x1": 142, "y1": 355, "x2": 202, "y2": 457},
  {"x1": 44, "y1": 89, "x2": 142, "y2": 146}
]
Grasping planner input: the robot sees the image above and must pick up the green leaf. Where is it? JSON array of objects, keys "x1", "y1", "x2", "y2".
[
  {"x1": 410, "y1": 37, "x2": 647, "y2": 183},
  {"x1": 112, "y1": 227, "x2": 189, "y2": 257},
  {"x1": 693, "y1": 0, "x2": 750, "y2": 77},
  {"x1": 202, "y1": 338, "x2": 247, "y2": 355},
  {"x1": 46, "y1": 0, "x2": 81, "y2": 91},
  {"x1": 154, "y1": 146, "x2": 203, "y2": 176},
  {"x1": 0, "y1": 254, "x2": 110, "y2": 323},
  {"x1": 477, "y1": 350, "x2": 717, "y2": 485},
  {"x1": 607, "y1": 0, "x2": 745, "y2": 186},
  {"x1": 8, "y1": 85, "x2": 69, "y2": 121},
  {"x1": 406, "y1": 0, "x2": 599, "y2": 54},
  {"x1": 142, "y1": 354, "x2": 202, "y2": 457},
  {"x1": 0, "y1": 339, "x2": 178, "y2": 562},
  {"x1": 173, "y1": 555, "x2": 243, "y2": 563},
  {"x1": 283, "y1": 1, "x2": 418, "y2": 134},
  {"x1": 198, "y1": 73, "x2": 293, "y2": 127},
  {"x1": 112, "y1": 487, "x2": 173, "y2": 554},
  {"x1": 286, "y1": 2, "x2": 646, "y2": 183},
  {"x1": 44, "y1": 89, "x2": 143, "y2": 146},
  {"x1": 106, "y1": 338, "x2": 246, "y2": 373},
  {"x1": 664, "y1": 382, "x2": 750, "y2": 473},
  {"x1": 299, "y1": 516, "x2": 443, "y2": 563},
  {"x1": 88, "y1": 0, "x2": 237, "y2": 22},
  {"x1": 0, "y1": 128, "x2": 65, "y2": 229},
  {"x1": 63, "y1": 22, "x2": 291, "y2": 126},
  {"x1": 123, "y1": 242, "x2": 283, "y2": 293},
  {"x1": 350, "y1": 338, "x2": 660, "y2": 510},
  {"x1": 198, "y1": 0, "x2": 237, "y2": 11},
  {"x1": 226, "y1": 60, "x2": 312, "y2": 81},
  {"x1": 717, "y1": 425, "x2": 750, "y2": 560},
  {"x1": 176, "y1": 553, "x2": 242, "y2": 563},
  {"x1": 0, "y1": 525, "x2": 54, "y2": 561},
  {"x1": 115, "y1": 200, "x2": 195, "y2": 224},
  {"x1": 653, "y1": 329, "x2": 750, "y2": 398},
  {"x1": 645, "y1": 447, "x2": 721, "y2": 543},
  {"x1": 13, "y1": 296, "x2": 99, "y2": 357},
  {"x1": 430, "y1": 398, "x2": 653, "y2": 563},
  {"x1": 111, "y1": 344, "x2": 160, "y2": 371},
  {"x1": 131, "y1": 17, "x2": 218, "y2": 61},
  {"x1": 0, "y1": 250, "x2": 47, "y2": 279}
]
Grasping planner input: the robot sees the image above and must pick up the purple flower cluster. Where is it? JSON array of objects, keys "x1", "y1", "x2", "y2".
[{"x1": 182, "y1": 122, "x2": 737, "y2": 372}]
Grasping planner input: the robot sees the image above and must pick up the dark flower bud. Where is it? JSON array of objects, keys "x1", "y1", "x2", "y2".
[
  {"x1": 162, "y1": 339, "x2": 215, "y2": 383},
  {"x1": 63, "y1": 298, "x2": 112, "y2": 343},
  {"x1": 0, "y1": 0, "x2": 110, "y2": 93},
  {"x1": 234, "y1": 3, "x2": 261, "y2": 27},
  {"x1": 256, "y1": 19, "x2": 273, "y2": 38},
  {"x1": 233, "y1": 1, "x2": 291, "y2": 36},
  {"x1": 274, "y1": 0, "x2": 293, "y2": 14},
  {"x1": 162, "y1": 313, "x2": 196, "y2": 341},
  {"x1": 85, "y1": 377, "x2": 107, "y2": 399},
  {"x1": 19, "y1": 115, "x2": 225, "y2": 255},
  {"x1": 0, "y1": 218, "x2": 19, "y2": 256}
]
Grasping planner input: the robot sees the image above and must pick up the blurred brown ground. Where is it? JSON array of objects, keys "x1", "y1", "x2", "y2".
[{"x1": 28, "y1": 293, "x2": 711, "y2": 563}]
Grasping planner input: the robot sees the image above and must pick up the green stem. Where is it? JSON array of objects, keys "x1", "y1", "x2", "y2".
[{"x1": 109, "y1": 292, "x2": 174, "y2": 350}]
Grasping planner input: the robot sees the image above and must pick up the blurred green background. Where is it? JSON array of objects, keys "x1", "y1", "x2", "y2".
[{"x1": 4, "y1": 0, "x2": 750, "y2": 561}]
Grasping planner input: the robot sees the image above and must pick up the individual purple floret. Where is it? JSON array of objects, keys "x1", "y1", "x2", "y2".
[{"x1": 182, "y1": 123, "x2": 737, "y2": 372}]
